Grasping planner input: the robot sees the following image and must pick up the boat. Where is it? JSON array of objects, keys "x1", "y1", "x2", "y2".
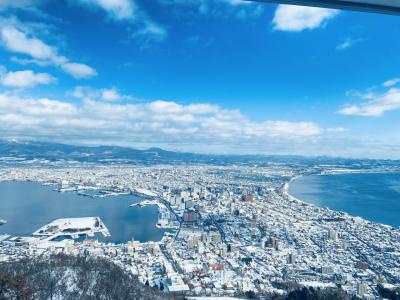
[{"x1": 0, "y1": 219, "x2": 7, "y2": 225}]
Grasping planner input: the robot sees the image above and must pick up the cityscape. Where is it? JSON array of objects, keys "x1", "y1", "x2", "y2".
[
  {"x1": 1, "y1": 0, "x2": 400, "y2": 299},
  {"x1": 1, "y1": 144, "x2": 400, "y2": 299}
]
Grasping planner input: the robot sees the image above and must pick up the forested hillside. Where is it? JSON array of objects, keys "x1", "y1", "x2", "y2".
[{"x1": 0, "y1": 255, "x2": 183, "y2": 300}]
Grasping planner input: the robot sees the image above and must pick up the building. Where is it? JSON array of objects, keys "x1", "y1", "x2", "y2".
[
  {"x1": 209, "y1": 263, "x2": 224, "y2": 271},
  {"x1": 288, "y1": 253, "x2": 296, "y2": 264},
  {"x1": 242, "y1": 194, "x2": 254, "y2": 202},
  {"x1": 357, "y1": 283, "x2": 367, "y2": 296},
  {"x1": 328, "y1": 229, "x2": 339, "y2": 241},
  {"x1": 262, "y1": 237, "x2": 278, "y2": 249},
  {"x1": 209, "y1": 231, "x2": 221, "y2": 244},
  {"x1": 321, "y1": 266, "x2": 334, "y2": 274},
  {"x1": 220, "y1": 244, "x2": 227, "y2": 257},
  {"x1": 185, "y1": 199, "x2": 194, "y2": 209},
  {"x1": 126, "y1": 240, "x2": 141, "y2": 253},
  {"x1": 356, "y1": 260, "x2": 369, "y2": 270},
  {"x1": 183, "y1": 209, "x2": 198, "y2": 223}
]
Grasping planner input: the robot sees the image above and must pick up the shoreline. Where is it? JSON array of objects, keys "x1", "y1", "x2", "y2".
[
  {"x1": 282, "y1": 175, "x2": 304, "y2": 203},
  {"x1": 320, "y1": 169, "x2": 400, "y2": 176},
  {"x1": 283, "y1": 175, "x2": 364, "y2": 225},
  {"x1": 284, "y1": 173, "x2": 400, "y2": 229}
]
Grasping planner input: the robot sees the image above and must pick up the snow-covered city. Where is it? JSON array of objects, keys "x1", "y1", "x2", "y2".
[{"x1": 1, "y1": 161, "x2": 399, "y2": 299}]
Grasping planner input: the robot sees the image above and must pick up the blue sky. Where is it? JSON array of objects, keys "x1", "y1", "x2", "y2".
[{"x1": 0, "y1": 0, "x2": 400, "y2": 158}]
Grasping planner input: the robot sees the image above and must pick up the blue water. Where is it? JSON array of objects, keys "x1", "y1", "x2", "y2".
[
  {"x1": 289, "y1": 173, "x2": 400, "y2": 227},
  {"x1": 0, "y1": 181, "x2": 167, "y2": 243}
]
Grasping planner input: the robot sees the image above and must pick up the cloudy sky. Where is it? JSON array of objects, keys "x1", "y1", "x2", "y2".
[{"x1": 0, "y1": 0, "x2": 400, "y2": 158}]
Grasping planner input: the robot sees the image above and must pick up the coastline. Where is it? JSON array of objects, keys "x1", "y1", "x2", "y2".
[
  {"x1": 282, "y1": 175, "x2": 304, "y2": 203},
  {"x1": 130, "y1": 200, "x2": 179, "y2": 230},
  {"x1": 284, "y1": 169, "x2": 400, "y2": 202},
  {"x1": 320, "y1": 169, "x2": 400, "y2": 175},
  {"x1": 284, "y1": 172, "x2": 400, "y2": 229},
  {"x1": 283, "y1": 174, "x2": 368, "y2": 226}
]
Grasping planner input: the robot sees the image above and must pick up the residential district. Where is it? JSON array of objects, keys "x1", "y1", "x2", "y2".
[{"x1": 0, "y1": 164, "x2": 399, "y2": 299}]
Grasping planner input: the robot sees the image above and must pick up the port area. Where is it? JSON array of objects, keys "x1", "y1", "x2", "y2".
[
  {"x1": 130, "y1": 199, "x2": 162, "y2": 209},
  {"x1": 33, "y1": 217, "x2": 110, "y2": 241},
  {"x1": 130, "y1": 199, "x2": 180, "y2": 229}
]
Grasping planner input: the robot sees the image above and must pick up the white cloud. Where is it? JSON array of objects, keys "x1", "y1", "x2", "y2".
[
  {"x1": 1, "y1": 69, "x2": 56, "y2": 88},
  {"x1": 336, "y1": 38, "x2": 361, "y2": 50},
  {"x1": 71, "y1": 86, "x2": 133, "y2": 101},
  {"x1": 61, "y1": 63, "x2": 97, "y2": 79},
  {"x1": 70, "y1": 86, "x2": 92, "y2": 100},
  {"x1": 101, "y1": 88, "x2": 123, "y2": 101},
  {"x1": 326, "y1": 127, "x2": 346, "y2": 133},
  {"x1": 0, "y1": 25, "x2": 97, "y2": 79},
  {"x1": 0, "y1": 92, "x2": 325, "y2": 152},
  {"x1": 102, "y1": 88, "x2": 133, "y2": 101},
  {"x1": 158, "y1": 0, "x2": 263, "y2": 19},
  {"x1": 338, "y1": 87, "x2": 400, "y2": 117},
  {"x1": 1, "y1": 1, "x2": 166, "y2": 49},
  {"x1": 73, "y1": 0, "x2": 167, "y2": 46},
  {"x1": 383, "y1": 77, "x2": 400, "y2": 87},
  {"x1": 131, "y1": 21, "x2": 167, "y2": 47},
  {"x1": 273, "y1": 5, "x2": 338, "y2": 32},
  {"x1": 1, "y1": 26, "x2": 63, "y2": 64},
  {"x1": 75, "y1": 0, "x2": 136, "y2": 20},
  {"x1": 10, "y1": 56, "x2": 53, "y2": 67}
]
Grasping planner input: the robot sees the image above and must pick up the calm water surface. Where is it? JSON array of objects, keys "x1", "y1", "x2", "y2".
[
  {"x1": 289, "y1": 173, "x2": 400, "y2": 227},
  {"x1": 0, "y1": 181, "x2": 167, "y2": 243}
]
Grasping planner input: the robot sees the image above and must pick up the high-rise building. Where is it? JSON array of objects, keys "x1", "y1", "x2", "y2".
[
  {"x1": 220, "y1": 244, "x2": 227, "y2": 257},
  {"x1": 328, "y1": 229, "x2": 339, "y2": 241},
  {"x1": 288, "y1": 253, "x2": 296, "y2": 264}
]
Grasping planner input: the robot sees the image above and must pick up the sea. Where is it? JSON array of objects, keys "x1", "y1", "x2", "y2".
[
  {"x1": 289, "y1": 172, "x2": 400, "y2": 228},
  {"x1": 0, "y1": 181, "x2": 167, "y2": 243}
]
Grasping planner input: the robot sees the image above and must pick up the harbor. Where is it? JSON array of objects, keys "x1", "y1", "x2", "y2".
[{"x1": 0, "y1": 181, "x2": 168, "y2": 243}]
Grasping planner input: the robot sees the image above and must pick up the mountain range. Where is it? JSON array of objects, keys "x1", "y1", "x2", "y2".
[{"x1": 0, "y1": 140, "x2": 395, "y2": 167}]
